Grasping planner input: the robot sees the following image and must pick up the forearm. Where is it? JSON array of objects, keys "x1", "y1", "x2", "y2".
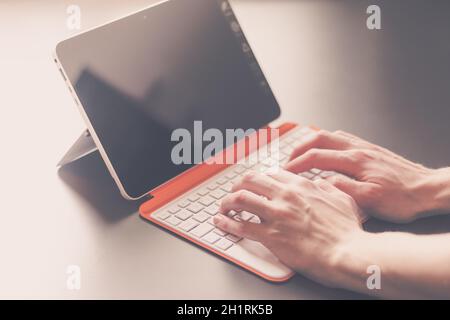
[{"x1": 331, "y1": 231, "x2": 450, "y2": 299}]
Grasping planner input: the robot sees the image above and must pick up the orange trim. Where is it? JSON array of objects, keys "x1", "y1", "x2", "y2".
[
  {"x1": 139, "y1": 122, "x2": 299, "y2": 282},
  {"x1": 142, "y1": 214, "x2": 294, "y2": 282}
]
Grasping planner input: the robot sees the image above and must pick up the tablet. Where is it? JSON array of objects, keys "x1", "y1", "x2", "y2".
[{"x1": 55, "y1": 0, "x2": 281, "y2": 200}]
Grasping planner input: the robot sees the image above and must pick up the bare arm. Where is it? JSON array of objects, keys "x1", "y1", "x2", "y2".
[
  {"x1": 285, "y1": 130, "x2": 450, "y2": 222},
  {"x1": 335, "y1": 232, "x2": 450, "y2": 299}
]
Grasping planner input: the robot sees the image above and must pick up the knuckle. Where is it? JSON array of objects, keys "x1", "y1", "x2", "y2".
[
  {"x1": 348, "y1": 150, "x2": 368, "y2": 164},
  {"x1": 234, "y1": 190, "x2": 248, "y2": 204},
  {"x1": 316, "y1": 129, "x2": 331, "y2": 141},
  {"x1": 242, "y1": 171, "x2": 258, "y2": 184},
  {"x1": 281, "y1": 188, "x2": 299, "y2": 201},
  {"x1": 304, "y1": 148, "x2": 320, "y2": 161}
]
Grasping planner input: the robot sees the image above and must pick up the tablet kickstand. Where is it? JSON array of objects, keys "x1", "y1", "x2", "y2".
[{"x1": 57, "y1": 129, "x2": 98, "y2": 167}]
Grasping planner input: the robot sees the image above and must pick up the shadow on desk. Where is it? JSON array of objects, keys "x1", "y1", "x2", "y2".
[{"x1": 57, "y1": 151, "x2": 143, "y2": 224}]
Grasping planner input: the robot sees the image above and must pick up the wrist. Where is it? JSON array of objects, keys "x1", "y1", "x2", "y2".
[
  {"x1": 324, "y1": 230, "x2": 374, "y2": 291},
  {"x1": 417, "y1": 167, "x2": 450, "y2": 215},
  {"x1": 327, "y1": 230, "x2": 387, "y2": 295}
]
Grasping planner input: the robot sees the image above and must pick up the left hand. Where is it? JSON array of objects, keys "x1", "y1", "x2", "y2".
[{"x1": 214, "y1": 169, "x2": 366, "y2": 287}]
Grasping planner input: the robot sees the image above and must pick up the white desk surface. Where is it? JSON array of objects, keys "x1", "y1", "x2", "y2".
[{"x1": 1, "y1": 0, "x2": 449, "y2": 299}]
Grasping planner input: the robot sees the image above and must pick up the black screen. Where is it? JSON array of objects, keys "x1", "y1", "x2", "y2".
[{"x1": 56, "y1": 0, "x2": 281, "y2": 199}]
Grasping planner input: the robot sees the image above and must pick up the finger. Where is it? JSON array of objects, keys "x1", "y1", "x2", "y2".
[
  {"x1": 285, "y1": 149, "x2": 362, "y2": 177},
  {"x1": 326, "y1": 174, "x2": 372, "y2": 205},
  {"x1": 289, "y1": 130, "x2": 351, "y2": 161},
  {"x1": 313, "y1": 178, "x2": 336, "y2": 193},
  {"x1": 220, "y1": 190, "x2": 274, "y2": 221},
  {"x1": 335, "y1": 130, "x2": 398, "y2": 158},
  {"x1": 213, "y1": 214, "x2": 265, "y2": 241},
  {"x1": 232, "y1": 171, "x2": 283, "y2": 200}
]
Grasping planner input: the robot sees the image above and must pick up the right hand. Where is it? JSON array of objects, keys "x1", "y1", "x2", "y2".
[{"x1": 285, "y1": 129, "x2": 445, "y2": 223}]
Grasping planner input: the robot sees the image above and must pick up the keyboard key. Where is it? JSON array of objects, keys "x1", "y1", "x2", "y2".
[
  {"x1": 226, "y1": 234, "x2": 242, "y2": 243},
  {"x1": 233, "y1": 165, "x2": 246, "y2": 174},
  {"x1": 214, "y1": 228, "x2": 228, "y2": 236},
  {"x1": 216, "y1": 177, "x2": 228, "y2": 185},
  {"x1": 187, "y1": 194, "x2": 200, "y2": 202},
  {"x1": 207, "y1": 184, "x2": 218, "y2": 191},
  {"x1": 320, "y1": 171, "x2": 336, "y2": 178},
  {"x1": 197, "y1": 188, "x2": 209, "y2": 196},
  {"x1": 203, "y1": 232, "x2": 221, "y2": 244},
  {"x1": 216, "y1": 238, "x2": 233, "y2": 251},
  {"x1": 300, "y1": 171, "x2": 315, "y2": 180},
  {"x1": 310, "y1": 168, "x2": 321, "y2": 175},
  {"x1": 199, "y1": 196, "x2": 215, "y2": 207},
  {"x1": 204, "y1": 204, "x2": 220, "y2": 216},
  {"x1": 238, "y1": 211, "x2": 254, "y2": 221},
  {"x1": 227, "y1": 210, "x2": 238, "y2": 218},
  {"x1": 178, "y1": 200, "x2": 190, "y2": 208},
  {"x1": 156, "y1": 211, "x2": 171, "y2": 220},
  {"x1": 193, "y1": 211, "x2": 210, "y2": 223},
  {"x1": 210, "y1": 189, "x2": 226, "y2": 200},
  {"x1": 167, "y1": 216, "x2": 181, "y2": 226},
  {"x1": 221, "y1": 182, "x2": 233, "y2": 193},
  {"x1": 187, "y1": 203, "x2": 204, "y2": 213},
  {"x1": 168, "y1": 206, "x2": 181, "y2": 214},
  {"x1": 225, "y1": 172, "x2": 237, "y2": 180},
  {"x1": 191, "y1": 223, "x2": 215, "y2": 238},
  {"x1": 249, "y1": 216, "x2": 261, "y2": 224},
  {"x1": 175, "y1": 209, "x2": 193, "y2": 221},
  {"x1": 180, "y1": 219, "x2": 199, "y2": 232}
]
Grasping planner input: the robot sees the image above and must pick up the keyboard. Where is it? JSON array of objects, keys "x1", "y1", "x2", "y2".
[{"x1": 148, "y1": 126, "x2": 338, "y2": 281}]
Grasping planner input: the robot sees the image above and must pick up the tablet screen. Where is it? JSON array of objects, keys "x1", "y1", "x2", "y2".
[{"x1": 56, "y1": 0, "x2": 281, "y2": 199}]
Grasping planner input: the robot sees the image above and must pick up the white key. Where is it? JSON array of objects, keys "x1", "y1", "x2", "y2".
[
  {"x1": 225, "y1": 172, "x2": 237, "y2": 180},
  {"x1": 310, "y1": 168, "x2": 321, "y2": 175},
  {"x1": 210, "y1": 189, "x2": 226, "y2": 200},
  {"x1": 180, "y1": 219, "x2": 199, "y2": 232},
  {"x1": 191, "y1": 223, "x2": 215, "y2": 238},
  {"x1": 221, "y1": 182, "x2": 233, "y2": 193},
  {"x1": 156, "y1": 211, "x2": 171, "y2": 220},
  {"x1": 300, "y1": 171, "x2": 315, "y2": 180},
  {"x1": 168, "y1": 206, "x2": 181, "y2": 214},
  {"x1": 197, "y1": 188, "x2": 209, "y2": 196},
  {"x1": 216, "y1": 238, "x2": 233, "y2": 250},
  {"x1": 320, "y1": 171, "x2": 336, "y2": 178},
  {"x1": 216, "y1": 177, "x2": 228, "y2": 185},
  {"x1": 187, "y1": 203, "x2": 204, "y2": 213},
  {"x1": 207, "y1": 184, "x2": 218, "y2": 191},
  {"x1": 199, "y1": 196, "x2": 215, "y2": 207},
  {"x1": 204, "y1": 204, "x2": 220, "y2": 216},
  {"x1": 233, "y1": 165, "x2": 246, "y2": 174},
  {"x1": 193, "y1": 212, "x2": 210, "y2": 223},
  {"x1": 188, "y1": 194, "x2": 200, "y2": 202},
  {"x1": 178, "y1": 200, "x2": 190, "y2": 208},
  {"x1": 227, "y1": 210, "x2": 238, "y2": 218},
  {"x1": 226, "y1": 234, "x2": 242, "y2": 243},
  {"x1": 238, "y1": 211, "x2": 253, "y2": 222},
  {"x1": 207, "y1": 217, "x2": 216, "y2": 226},
  {"x1": 249, "y1": 216, "x2": 261, "y2": 224},
  {"x1": 175, "y1": 209, "x2": 193, "y2": 221},
  {"x1": 214, "y1": 228, "x2": 228, "y2": 236},
  {"x1": 203, "y1": 232, "x2": 221, "y2": 244},
  {"x1": 167, "y1": 216, "x2": 181, "y2": 226}
]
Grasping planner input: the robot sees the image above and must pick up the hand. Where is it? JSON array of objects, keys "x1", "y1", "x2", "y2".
[
  {"x1": 214, "y1": 170, "x2": 365, "y2": 286},
  {"x1": 285, "y1": 130, "x2": 441, "y2": 223}
]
